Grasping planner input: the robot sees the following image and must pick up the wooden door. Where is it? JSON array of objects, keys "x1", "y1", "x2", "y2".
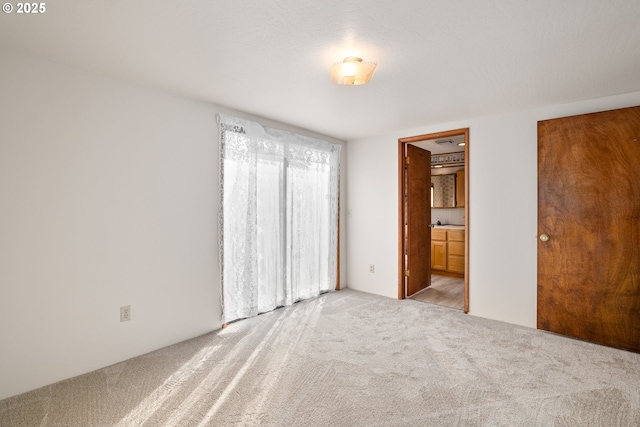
[
  {"x1": 406, "y1": 144, "x2": 431, "y2": 296},
  {"x1": 538, "y1": 106, "x2": 640, "y2": 353}
]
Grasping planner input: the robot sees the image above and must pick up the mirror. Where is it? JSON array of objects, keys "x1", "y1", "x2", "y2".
[{"x1": 431, "y1": 174, "x2": 456, "y2": 208}]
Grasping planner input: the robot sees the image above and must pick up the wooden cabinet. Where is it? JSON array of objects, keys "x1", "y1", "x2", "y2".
[
  {"x1": 431, "y1": 228, "x2": 465, "y2": 277},
  {"x1": 431, "y1": 228, "x2": 447, "y2": 270},
  {"x1": 431, "y1": 241, "x2": 447, "y2": 271},
  {"x1": 447, "y1": 230, "x2": 465, "y2": 274},
  {"x1": 456, "y1": 170, "x2": 465, "y2": 208}
]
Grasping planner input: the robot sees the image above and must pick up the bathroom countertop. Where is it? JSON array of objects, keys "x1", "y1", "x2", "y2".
[{"x1": 433, "y1": 225, "x2": 465, "y2": 229}]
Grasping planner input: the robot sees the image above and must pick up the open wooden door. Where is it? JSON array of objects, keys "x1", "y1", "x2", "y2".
[
  {"x1": 405, "y1": 144, "x2": 431, "y2": 297},
  {"x1": 538, "y1": 106, "x2": 640, "y2": 353}
]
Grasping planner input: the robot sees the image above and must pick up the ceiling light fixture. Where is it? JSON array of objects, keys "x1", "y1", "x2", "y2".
[
  {"x1": 458, "y1": 142, "x2": 466, "y2": 146},
  {"x1": 330, "y1": 56, "x2": 377, "y2": 85}
]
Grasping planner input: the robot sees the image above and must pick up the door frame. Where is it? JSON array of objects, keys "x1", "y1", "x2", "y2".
[{"x1": 398, "y1": 128, "x2": 470, "y2": 313}]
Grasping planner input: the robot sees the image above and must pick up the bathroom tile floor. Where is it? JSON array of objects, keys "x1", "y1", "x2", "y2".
[{"x1": 410, "y1": 274, "x2": 464, "y2": 310}]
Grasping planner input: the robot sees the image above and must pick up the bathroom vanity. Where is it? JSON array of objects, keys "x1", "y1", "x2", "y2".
[{"x1": 431, "y1": 226, "x2": 465, "y2": 277}]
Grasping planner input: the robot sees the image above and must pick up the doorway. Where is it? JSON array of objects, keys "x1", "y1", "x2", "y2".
[{"x1": 398, "y1": 128, "x2": 469, "y2": 313}]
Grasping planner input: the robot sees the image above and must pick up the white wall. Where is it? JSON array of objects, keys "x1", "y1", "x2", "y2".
[
  {"x1": 0, "y1": 48, "x2": 346, "y2": 400},
  {"x1": 432, "y1": 208, "x2": 464, "y2": 226},
  {"x1": 346, "y1": 90, "x2": 640, "y2": 328}
]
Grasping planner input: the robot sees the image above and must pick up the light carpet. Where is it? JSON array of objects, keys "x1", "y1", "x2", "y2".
[{"x1": 1, "y1": 289, "x2": 639, "y2": 426}]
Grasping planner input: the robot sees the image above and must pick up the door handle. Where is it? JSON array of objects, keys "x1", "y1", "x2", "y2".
[{"x1": 539, "y1": 233, "x2": 550, "y2": 242}]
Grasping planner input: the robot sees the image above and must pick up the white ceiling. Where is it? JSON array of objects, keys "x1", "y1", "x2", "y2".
[
  {"x1": 2, "y1": 0, "x2": 640, "y2": 141},
  {"x1": 412, "y1": 135, "x2": 465, "y2": 155}
]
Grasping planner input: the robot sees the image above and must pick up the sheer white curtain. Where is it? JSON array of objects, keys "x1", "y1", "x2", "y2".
[{"x1": 218, "y1": 114, "x2": 341, "y2": 323}]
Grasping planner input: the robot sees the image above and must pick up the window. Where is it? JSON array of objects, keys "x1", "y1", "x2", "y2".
[{"x1": 218, "y1": 114, "x2": 341, "y2": 323}]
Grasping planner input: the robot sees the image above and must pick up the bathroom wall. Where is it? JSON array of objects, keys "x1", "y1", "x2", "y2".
[{"x1": 432, "y1": 208, "x2": 464, "y2": 226}]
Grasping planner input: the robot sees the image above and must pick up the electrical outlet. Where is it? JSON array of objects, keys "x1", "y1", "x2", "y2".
[
  {"x1": 369, "y1": 264, "x2": 375, "y2": 273},
  {"x1": 120, "y1": 305, "x2": 131, "y2": 322}
]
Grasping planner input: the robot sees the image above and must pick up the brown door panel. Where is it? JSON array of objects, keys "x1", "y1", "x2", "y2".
[
  {"x1": 538, "y1": 106, "x2": 640, "y2": 352},
  {"x1": 406, "y1": 145, "x2": 431, "y2": 296}
]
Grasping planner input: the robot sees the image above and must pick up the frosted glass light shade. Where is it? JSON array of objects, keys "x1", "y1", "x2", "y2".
[{"x1": 330, "y1": 57, "x2": 377, "y2": 85}]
